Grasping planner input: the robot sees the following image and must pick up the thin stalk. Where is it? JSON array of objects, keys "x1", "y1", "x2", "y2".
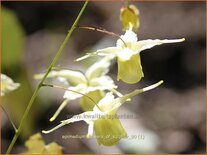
[
  {"x1": 0, "y1": 104, "x2": 17, "y2": 132},
  {"x1": 77, "y1": 26, "x2": 127, "y2": 47},
  {"x1": 6, "y1": 1, "x2": 88, "y2": 154},
  {"x1": 125, "y1": 0, "x2": 129, "y2": 7},
  {"x1": 41, "y1": 83, "x2": 101, "y2": 111}
]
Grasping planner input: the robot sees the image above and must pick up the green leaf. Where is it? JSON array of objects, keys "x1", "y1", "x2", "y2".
[{"x1": 2, "y1": 7, "x2": 25, "y2": 69}]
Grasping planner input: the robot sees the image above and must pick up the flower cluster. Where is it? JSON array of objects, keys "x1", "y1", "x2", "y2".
[
  {"x1": 38, "y1": 4, "x2": 185, "y2": 146},
  {"x1": 35, "y1": 56, "x2": 118, "y2": 122}
]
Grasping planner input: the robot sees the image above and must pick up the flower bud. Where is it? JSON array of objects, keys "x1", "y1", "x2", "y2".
[{"x1": 120, "y1": 4, "x2": 140, "y2": 32}]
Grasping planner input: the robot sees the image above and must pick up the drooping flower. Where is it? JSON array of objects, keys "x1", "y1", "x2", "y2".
[
  {"x1": 1, "y1": 73, "x2": 20, "y2": 96},
  {"x1": 120, "y1": 4, "x2": 140, "y2": 32},
  {"x1": 76, "y1": 29, "x2": 185, "y2": 84},
  {"x1": 42, "y1": 80, "x2": 163, "y2": 146},
  {"x1": 35, "y1": 57, "x2": 118, "y2": 122}
]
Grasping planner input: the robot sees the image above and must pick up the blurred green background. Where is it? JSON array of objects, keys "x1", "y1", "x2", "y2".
[{"x1": 1, "y1": 1, "x2": 206, "y2": 154}]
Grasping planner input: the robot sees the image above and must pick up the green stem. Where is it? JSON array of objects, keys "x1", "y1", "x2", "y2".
[
  {"x1": 125, "y1": 0, "x2": 129, "y2": 7},
  {"x1": 6, "y1": 1, "x2": 88, "y2": 154}
]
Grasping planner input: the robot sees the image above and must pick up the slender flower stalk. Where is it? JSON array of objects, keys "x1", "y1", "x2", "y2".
[
  {"x1": 6, "y1": 1, "x2": 88, "y2": 154},
  {"x1": 0, "y1": 105, "x2": 17, "y2": 132}
]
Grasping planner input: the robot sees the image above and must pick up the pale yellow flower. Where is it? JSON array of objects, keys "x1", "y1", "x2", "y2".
[
  {"x1": 120, "y1": 4, "x2": 140, "y2": 32},
  {"x1": 76, "y1": 29, "x2": 185, "y2": 84},
  {"x1": 42, "y1": 80, "x2": 163, "y2": 146},
  {"x1": 1, "y1": 73, "x2": 20, "y2": 96},
  {"x1": 35, "y1": 57, "x2": 118, "y2": 122}
]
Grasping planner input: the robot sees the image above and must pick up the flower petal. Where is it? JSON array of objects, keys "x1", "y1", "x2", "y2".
[
  {"x1": 42, "y1": 111, "x2": 95, "y2": 134},
  {"x1": 133, "y1": 38, "x2": 185, "y2": 52},
  {"x1": 63, "y1": 84, "x2": 87, "y2": 100},
  {"x1": 94, "y1": 116, "x2": 127, "y2": 146},
  {"x1": 116, "y1": 30, "x2": 138, "y2": 48},
  {"x1": 1, "y1": 74, "x2": 20, "y2": 96},
  {"x1": 80, "y1": 90, "x2": 104, "y2": 111},
  {"x1": 49, "y1": 99, "x2": 70, "y2": 122},
  {"x1": 101, "y1": 80, "x2": 164, "y2": 114},
  {"x1": 96, "y1": 47, "x2": 120, "y2": 56},
  {"x1": 93, "y1": 92, "x2": 115, "y2": 112},
  {"x1": 86, "y1": 121, "x2": 94, "y2": 138},
  {"x1": 117, "y1": 53, "x2": 144, "y2": 84},
  {"x1": 118, "y1": 48, "x2": 135, "y2": 61},
  {"x1": 34, "y1": 70, "x2": 87, "y2": 86},
  {"x1": 85, "y1": 57, "x2": 111, "y2": 79},
  {"x1": 114, "y1": 80, "x2": 164, "y2": 110},
  {"x1": 120, "y1": 5, "x2": 140, "y2": 32},
  {"x1": 89, "y1": 75, "x2": 117, "y2": 91},
  {"x1": 76, "y1": 47, "x2": 119, "y2": 61}
]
